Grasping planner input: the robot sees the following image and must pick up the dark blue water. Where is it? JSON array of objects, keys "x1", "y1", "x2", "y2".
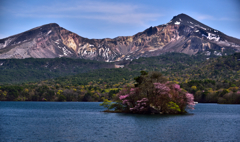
[{"x1": 1, "y1": 102, "x2": 240, "y2": 142}]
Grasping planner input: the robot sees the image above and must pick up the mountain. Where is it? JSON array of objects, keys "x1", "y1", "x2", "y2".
[{"x1": 1, "y1": 13, "x2": 240, "y2": 61}]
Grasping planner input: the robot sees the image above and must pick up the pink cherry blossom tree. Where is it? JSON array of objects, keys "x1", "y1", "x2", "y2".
[{"x1": 102, "y1": 71, "x2": 195, "y2": 114}]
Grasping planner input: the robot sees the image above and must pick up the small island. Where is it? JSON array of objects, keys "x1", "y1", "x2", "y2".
[{"x1": 100, "y1": 71, "x2": 195, "y2": 114}]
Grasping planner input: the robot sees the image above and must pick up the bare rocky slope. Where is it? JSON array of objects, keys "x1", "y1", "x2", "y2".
[{"x1": 1, "y1": 13, "x2": 240, "y2": 62}]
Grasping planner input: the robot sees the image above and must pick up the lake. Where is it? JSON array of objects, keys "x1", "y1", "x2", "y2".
[{"x1": 1, "y1": 102, "x2": 240, "y2": 142}]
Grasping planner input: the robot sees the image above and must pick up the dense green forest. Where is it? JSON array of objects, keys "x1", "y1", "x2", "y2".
[
  {"x1": 1, "y1": 52, "x2": 240, "y2": 104},
  {"x1": 0, "y1": 57, "x2": 113, "y2": 84},
  {"x1": 126, "y1": 52, "x2": 240, "y2": 82},
  {"x1": 182, "y1": 53, "x2": 240, "y2": 81},
  {"x1": 180, "y1": 79, "x2": 240, "y2": 104}
]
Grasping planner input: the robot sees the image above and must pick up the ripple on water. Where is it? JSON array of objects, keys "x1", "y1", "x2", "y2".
[{"x1": 0, "y1": 102, "x2": 240, "y2": 141}]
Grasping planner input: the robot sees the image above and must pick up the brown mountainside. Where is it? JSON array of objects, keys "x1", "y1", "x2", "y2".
[{"x1": 0, "y1": 13, "x2": 240, "y2": 62}]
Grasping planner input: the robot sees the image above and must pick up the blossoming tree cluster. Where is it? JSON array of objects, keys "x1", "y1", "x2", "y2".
[{"x1": 101, "y1": 71, "x2": 195, "y2": 114}]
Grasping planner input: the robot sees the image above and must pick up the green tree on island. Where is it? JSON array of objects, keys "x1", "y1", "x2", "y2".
[{"x1": 100, "y1": 71, "x2": 195, "y2": 114}]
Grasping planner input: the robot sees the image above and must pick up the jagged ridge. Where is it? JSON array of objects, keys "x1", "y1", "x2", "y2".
[{"x1": 0, "y1": 13, "x2": 240, "y2": 62}]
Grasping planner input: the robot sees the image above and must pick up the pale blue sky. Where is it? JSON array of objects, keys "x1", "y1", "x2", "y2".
[{"x1": 0, "y1": 0, "x2": 239, "y2": 39}]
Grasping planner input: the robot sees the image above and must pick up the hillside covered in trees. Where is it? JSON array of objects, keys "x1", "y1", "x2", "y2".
[
  {"x1": 1, "y1": 52, "x2": 240, "y2": 104},
  {"x1": 0, "y1": 58, "x2": 114, "y2": 84}
]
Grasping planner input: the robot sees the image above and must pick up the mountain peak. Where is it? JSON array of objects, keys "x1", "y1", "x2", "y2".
[
  {"x1": 43, "y1": 23, "x2": 60, "y2": 27},
  {"x1": 1, "y1": 14, "x2": 240, "y2": 61},
  {"x1": 177, "y1": 13, "x2": 191, "y2": 17},
  {"x1": 172, "y1": 13, "x2": 191, "y2": 19},
  {"x1": 170, "y1": 13, "x2": 196, "y2": 23},
  {"x1": 168, "y1": 13, "x2": 214, "y2": 31},
  {"x1": 32, "y1": 23, "x2": 60, "y2": 30}
]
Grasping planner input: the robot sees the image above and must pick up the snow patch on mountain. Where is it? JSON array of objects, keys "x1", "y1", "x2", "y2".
[
  {"x1": 201, "y1": 27, "x2": 206, "y2": 30},
  {"x1": 175, "y1": 21, "x2": 180, "y2": 25},
  {"x1": 57, "y1": 45, "x2": 72, "y2": 56},
  {"x1": 207, "y1": 33, "x2": 220, "y2": 41},
  {"x1": 214, "y1": 51, "x2": 222, "y2": 56},
  {"x1": 149, "y1": 49, "x2": 158, "y2": 52},
  {"x1": 0, "y1": 38, "x2": 14, "y2": 49},
  {"x1": 47, "y1": 30, "x2": 52, "y2": 35},
  {"x1": 202, "y1": 33, "x2": 220, "y2": 41},
  {"x1": 205, "y1": 51, "x2": 211, "y2": 56}
]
